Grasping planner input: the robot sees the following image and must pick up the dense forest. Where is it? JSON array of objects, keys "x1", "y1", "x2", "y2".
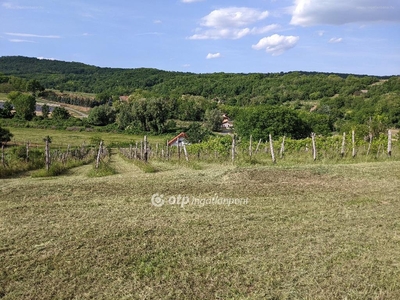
[{"x1": 0, "y1": 56, "x2": 399, "y2": 139}]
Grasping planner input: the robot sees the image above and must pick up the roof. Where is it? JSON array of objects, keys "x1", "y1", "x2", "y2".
[
  {"x1": 168, "y1": 132, "x2": 188, "y2": 146},
  {"x1": 119, "y1": 96, "x2": 129, "y2": 102}
]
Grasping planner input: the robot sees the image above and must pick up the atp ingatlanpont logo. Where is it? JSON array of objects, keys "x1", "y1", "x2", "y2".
[{"x1": 151, "y1": 193, "x2": 249, "y2": 208}]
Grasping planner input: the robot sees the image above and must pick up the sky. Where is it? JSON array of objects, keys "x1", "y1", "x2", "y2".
[{"x1": 0, "y1": 0, "x2": 399, "y2": 76}]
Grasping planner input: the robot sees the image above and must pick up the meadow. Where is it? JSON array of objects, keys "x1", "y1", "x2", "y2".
[{"x1": 1, "y1": 127, "x2": 400, "y2": 299}]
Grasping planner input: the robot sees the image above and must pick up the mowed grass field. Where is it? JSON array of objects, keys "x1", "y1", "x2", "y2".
[{"x1": 1, "y1": 149, "x2": 400, "y2": 299}]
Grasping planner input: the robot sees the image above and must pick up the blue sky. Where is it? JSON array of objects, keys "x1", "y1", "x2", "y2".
[{"x1": 0, "y1": 0, "x2": 399, "y2": 76}]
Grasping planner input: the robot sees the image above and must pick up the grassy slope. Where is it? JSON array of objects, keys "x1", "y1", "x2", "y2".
[{"x1": 1, "y1": 156, "x2": 400, "y2": 299}]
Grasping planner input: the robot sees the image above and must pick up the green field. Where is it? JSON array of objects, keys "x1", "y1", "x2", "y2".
[
  {"x1": 0, "y1": 93, "x2": 8, "y2": 101},
  {"x1": 4, "y1": 127, "x2": 168, "y2": 147},
  {"x1": 1, "y1": 140, "x2": 400, "y2": 299}
]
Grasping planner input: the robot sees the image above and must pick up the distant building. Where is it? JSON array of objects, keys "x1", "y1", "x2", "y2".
[
  {"x1": 168, "y1": 132, "x2": 189, "y2": 146},
  {"x1": 119, "y1": 96, "x2": 129, "y2": 102},
  {"x1": 221, "y1": 114, "x2": 233, "y2": 129}
]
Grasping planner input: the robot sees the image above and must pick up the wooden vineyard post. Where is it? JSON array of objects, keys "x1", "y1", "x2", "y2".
[
  {"x1": 341, "y1": 132, "x2": 346, "y2": 157},
  {"x1": 166, "y1": 140, "x2": 170, "y2": 161},
  {"x1": 135, "y1": 142, "x2": 138, "y2": 159},
  {"x1": 1, "y1": 144, "x2": 5, "y2": 167},
  {"x1": 178, "y1": 142, "x2": 181, "y2": 160},
  {"x1": 129, "y1": 144, "x2": 133, "y2": 159},
  {"x1": 182, "y1": 143, "x2": 189, "y2": 162},
  {"x1": 255, "y1": 139, "x2": 262, "y2": 154},
  {"x1": 26, "y1": 141, "x2": 30, "y2": 162},
  {"x1": 143, "y1": 136, "x2": 148, "y2": 162},
  {"x1": 249, "y1": 135, "x2": 253, "y2": 159},
  {"x1": 81, "y1": 141, "x2": 85, "y2": 158},
  {"x1": 197, "y1": 141, "x2": 201, "y2": 160},
  {"x1": 269, "y1": 134, "x2": 276, "y2": 164},
  {"x1": 352, "y1": 130, "x2": 356, "y2": 158},
  {"x1": 377, "y1": 143, "x2": 382, "y2": 158},
  {"x1": 279, "y1": 136, "x2": 286, "y2": 159},
  {"x1": 156, "y1": 143, "x2": 159, "y2": 159},
  {"x1": 388, "y1": 130, "x2": 392, "y2": 157},
  {"x1": 311, "y1": 133, "x2": 317, "y2": 161},
  {"x1": 96, "y1": 141, "x2": 103, "y2": 169},
  {"x1": 366, "y1": 134, "x2": 372, "y2": 156},
  {"x1": 44, "y1": 136, "x2": 51, "y2": 171},
  {"x1": 231, "y1": 135, "x2": 236, "y2": 163}
]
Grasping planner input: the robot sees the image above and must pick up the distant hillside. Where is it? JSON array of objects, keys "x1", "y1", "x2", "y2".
[
  {"x1": 0, "y1": 56, "x2": 180, "y2": 95},
  {"x1": 0, "y1": 56, "x2": 394, "y2": 104}
]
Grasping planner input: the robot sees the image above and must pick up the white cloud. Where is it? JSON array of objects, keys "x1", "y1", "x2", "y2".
[
  {"x1": 37, "y1": 57, "x2": 56, "y2": 60},
  {"x1": 189, "y1": 7, "x2": 276, "y2": 40},
  {"x1": 9, "y1": 39, "x2": 35, "y2": 43},
  {"x1": 2, "y1": 2, "x2": 40, "y2": 9},
  {"x1": 154, "y1": 20, "x2": 162, "y2": 24},
  {"x1": 206, "y1": 53, "x2": 221, "y2": 59},
  {"x1": 5, "y1": 33, "x2": 61, "y2": 39},
  {"x1": 201, "y1": 7, "x2": 269, "y2": 28},
  {"x1": 134, "y1": 32, "x2": 162, "y2": 36},
  {"x1": 182, "y1": 64, "x2": 191, "y2": 68},
  {"x1": 190, "y1": 28, "x2": 250, "y2": 40},
  {"x1": 290, "y1": 0, "x2": 400, "y2": 26},
  {"x1": 252, "y1": 34, "x2": 300, "y2": 56},
  {"x1": 329, "y1": 37, "x2": 343, "y2": 43},
  {"x1": 251, "y1": 24, "x2": 281, "y2": 35}
]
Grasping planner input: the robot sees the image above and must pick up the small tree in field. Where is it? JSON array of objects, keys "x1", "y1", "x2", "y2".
[
  {"x1": 41, "y1": 104, "x2": 50, "y2": 118},
  {"x1": 8, "y1": 92, "x2": 36, "y2": 120},
  {"x1": 0, "y1": 126, "x2": 13, "y2": 146}
]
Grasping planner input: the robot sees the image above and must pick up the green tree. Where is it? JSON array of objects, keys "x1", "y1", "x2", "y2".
[
  {"x1": 52, "y1": 107, "x2": 70, "y2": 120},
  {"x1": 177, "y1": 95, "x2": 210, "y2": 121},
  {"x1": 204, "y1": 108, "x2": 223, "y2": 132},
  {"x1": 26, "y1": 79, "x2": 44, "y2": 95},
  {"x1": 0, "y1": 126, "x2": 13, "y2": 145},
  {"x1": 87, "y1": 105, "x2": 115, "y2": 126},
  {"x1": 130, "y1": 98, "x2": 168, "y2": 133},
  {"x1": 235, "y1": 105, "x2": 311, "y2": 140},
  {"x1": 186, "y1": 123, "x2": 211, "y2": 143},
  {"x1": 9, "y1": 76, "x2": 27, "y2": 91},
  {"x1": 115, "y1": 103, "x2": 134, "y2": 129},
  {"x1": 41, "y1": 104, "x2": 50, "y2": 118},
  {"x1": 8, "y1": 92, "x2": 36, "y2": 120},
  {"x1": 146, "y1": 98, "x2": 168, "y2": 133},
  {"x1": 0, "y1": 101, "x2": 13, "y2": 118}
]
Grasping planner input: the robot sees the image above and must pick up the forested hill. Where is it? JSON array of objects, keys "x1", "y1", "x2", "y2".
[
  {"x1": 0, "y1": 56, "x2": 393, "y2": 103},
  {"x1": 0, "y1": 56, "x2": 177, "y2": 95}
]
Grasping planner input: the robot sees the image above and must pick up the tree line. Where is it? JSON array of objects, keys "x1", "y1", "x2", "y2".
[
  {"x1": 0, "y1": 56, "x2": 390, "y2": 103},
  {"x1": 1, "y1": 56, "x2": 399, "y2": 140}
]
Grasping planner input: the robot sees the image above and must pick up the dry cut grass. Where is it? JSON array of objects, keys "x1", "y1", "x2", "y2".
[{"x1": 1, "y1": 158, "x2": 400, "y2": 299}]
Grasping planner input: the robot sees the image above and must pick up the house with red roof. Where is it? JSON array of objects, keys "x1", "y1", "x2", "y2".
[{"x1": 168, "y1": 132, "x2": 188, "y2": 146}]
